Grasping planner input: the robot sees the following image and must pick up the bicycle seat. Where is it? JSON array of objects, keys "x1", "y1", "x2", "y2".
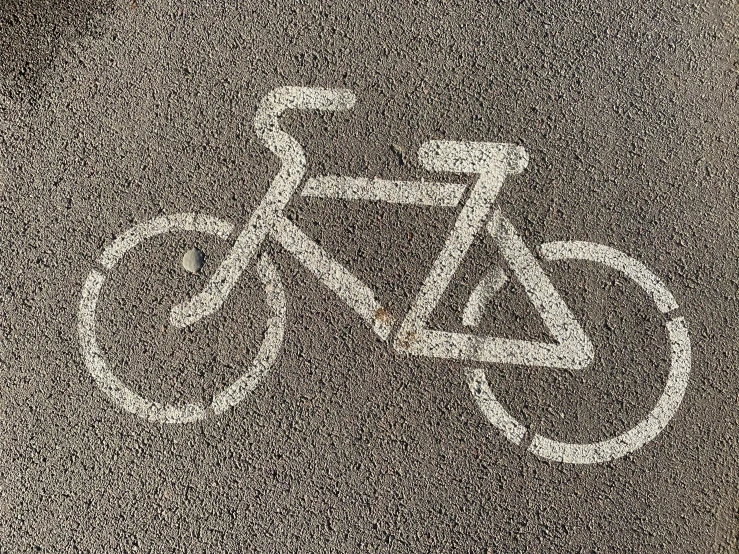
[{"x1": 418, "y1": 140, "x2": 528, "y2": 176}]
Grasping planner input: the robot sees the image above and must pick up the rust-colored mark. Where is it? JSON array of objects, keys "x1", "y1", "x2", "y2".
[
  {"x1": 374, "y1": 307, "x2": 394, "y2": 325},
  {"x1": 130, "y1": 0, "x2": 138, "y2": 9}
]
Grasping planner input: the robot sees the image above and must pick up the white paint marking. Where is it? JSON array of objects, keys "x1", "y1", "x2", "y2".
[
  {"x1": 272, "y1": 216, "x2": 394, "y2": 341},
  {"x1": 170, "y1": 87, "x2": 356, "y2": 328},
  {"x1": 79, "y1": 268, "x2": 206, "y2": 423},
  {"x1": 395, "y1": 142, "x2": 524, "y2": 352},
  {"x1": 462, "y1": 266, "x2": 509, "y2": 327},
  {"x1": 99, "y1": 213, "x2": 233, "y2": 270},
  {"x1": 418, "y1": 140, "x2": 529, "y2": 175},
  {"x1": 79, "y1": 214, "x2": 286, "y2": 423},
  {"x1": 397, "y1": 209, "x2": 594, "y2": 371},
  {"x1": 540, "y1": 241, "x2": 679, "y2": 314},
  {"x1": 396, "y1": 142, "x2": 593, "y2": 370},
  {"x1": 467, "y1": 367, "x2": 526, "y2": 445},
  {"x1": 81, "y1": 88, "x2": 692, "y2": 457},
  {"x1": 468, "y1": 240, "x2": 691, "y2": 464},
  {"x1": 527, "y1": 317, "x2": 691, "y2": 464},
  {"x1": 210, "y1": 254, "x2": 286, "y2": 415},
  {"x1": 301, "y1": 176, "x2": 466, "y2": 207}
]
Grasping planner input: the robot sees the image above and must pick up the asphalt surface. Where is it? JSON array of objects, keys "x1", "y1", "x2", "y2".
[{"x1": 1, "y1": 1, "x2": 738, "y2": 552}]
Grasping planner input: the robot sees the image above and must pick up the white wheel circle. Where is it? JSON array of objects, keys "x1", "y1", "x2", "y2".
[
  {"x1": 467, "y1": 241, "x2": 691, "y2": 464},
  {"x1": 77, "y1": 213, "x2": 286, "y2": 424}
]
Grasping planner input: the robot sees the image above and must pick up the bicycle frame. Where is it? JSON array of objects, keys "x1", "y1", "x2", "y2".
[
  {"x1": 170, "y1": 87, "x2": 592, "y2": 370},
  {"x1": 78, "y1": 86, "x2": 690, "y2": 460}
]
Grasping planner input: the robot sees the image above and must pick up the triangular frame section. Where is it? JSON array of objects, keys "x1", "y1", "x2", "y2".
[{"x1": 394, "y1": 210, "x2": 594, "y2": 370}]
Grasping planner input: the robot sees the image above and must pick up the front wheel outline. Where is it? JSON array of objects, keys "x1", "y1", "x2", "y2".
[
  {"x1": 77, "y1": 213, "x2": 286, "y2": 424},
  {"x1": 466, "y1": 241, "x2": 691, "y2": 464}
]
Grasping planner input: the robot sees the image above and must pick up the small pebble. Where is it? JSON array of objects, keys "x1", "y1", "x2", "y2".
[{"x1": 182, "y1": 248, "x2": 205, "y2": 274}]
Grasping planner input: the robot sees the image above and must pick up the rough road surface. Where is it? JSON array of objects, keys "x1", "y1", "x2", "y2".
[{"x1": 1, "y1": 1, "x2": 738, "y2": 552}]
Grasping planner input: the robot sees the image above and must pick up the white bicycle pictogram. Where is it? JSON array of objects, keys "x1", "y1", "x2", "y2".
[{"x1": 78, "y1": 86, "x2": 691, "y2": 464}]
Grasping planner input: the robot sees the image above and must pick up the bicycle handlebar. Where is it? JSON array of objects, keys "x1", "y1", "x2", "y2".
[
  {"x1": 254, "y1": 87, "x2": 356, "y2": 167},
  {"x1": 256, "y1": 86, "x2": 356, "y2": 123}
]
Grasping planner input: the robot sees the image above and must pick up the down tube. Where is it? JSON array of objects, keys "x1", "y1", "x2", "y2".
[{"x1": 270, "y1": 216, "x2": 395, "y2": 340}]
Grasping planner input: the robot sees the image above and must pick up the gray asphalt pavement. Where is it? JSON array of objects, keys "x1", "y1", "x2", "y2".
[{"x1": 1, "y1": 1, "x2": 738, "y2": 552}]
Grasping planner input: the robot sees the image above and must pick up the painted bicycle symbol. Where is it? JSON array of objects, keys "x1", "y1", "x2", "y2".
[{"x1": 78, "y1": 87, "x2": 691, "y2": 464}]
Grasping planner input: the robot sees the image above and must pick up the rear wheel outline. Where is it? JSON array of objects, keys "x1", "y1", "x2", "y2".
[{"x1": 466, "y1": 240, "x2": 691, "y2": 464}]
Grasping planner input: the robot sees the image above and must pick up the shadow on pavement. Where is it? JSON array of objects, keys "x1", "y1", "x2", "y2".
[{"x1": 0, "y1": 0, "x2": 115, "y2": 102}]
